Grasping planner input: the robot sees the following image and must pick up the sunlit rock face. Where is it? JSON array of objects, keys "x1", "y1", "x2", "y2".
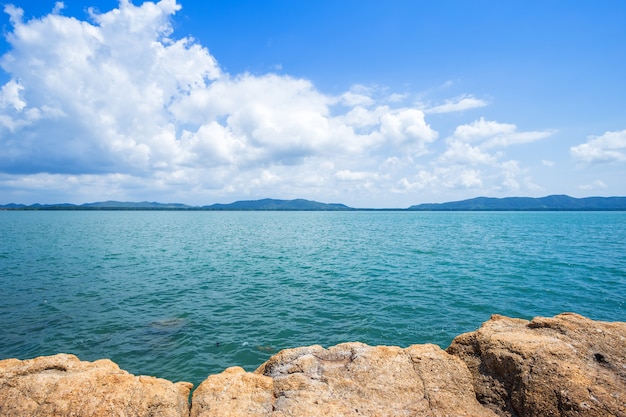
[
  {"x1": 447, "y1": 312, "x2": 626, "y2": 417},
  {"x1": 0, "y1": 353, "x2": 192, "y2": 417},
  {"x1": 0, "y1": 313, "x2": 624, "y2": 417},
  {"x1": 191, "y1": 342, "x2": 498, "y2": 417}
]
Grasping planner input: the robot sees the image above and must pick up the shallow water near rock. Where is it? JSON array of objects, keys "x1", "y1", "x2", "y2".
[{"x1": 1, "y1": 211, "x2": 625, "y2": 386}]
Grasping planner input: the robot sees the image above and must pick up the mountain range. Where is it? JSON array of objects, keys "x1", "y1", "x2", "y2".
[
  {"x1": 204, "y1": 198, "x2": 352, "y2": 210},
  {"x1": 0, "y1": 198, "x2": 351, "y2": 211},
  {"x1": 2, "y1": 195, "x2": 626, "y2": 211},
  {"x1": 407, "y1": 195, "x2": 626, "y2": 211}
]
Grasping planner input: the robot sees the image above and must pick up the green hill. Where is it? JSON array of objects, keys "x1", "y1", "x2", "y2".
[
  {"x1": 408, "y1": 195, "x2": 626, "y2": 211},
  {"x1": 203, "y1": 198, "x2": 353, "y2": 211}
]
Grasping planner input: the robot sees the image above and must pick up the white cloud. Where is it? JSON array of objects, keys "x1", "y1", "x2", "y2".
[
  {"x1": 0, "y1": 0, "x2": 448, "y2": 206},
  {"x1": 338, "y1": 89, "x2": 375, "y2": 107},
  {"x1": 579, "y1": 180, "x2": 608, "y2": 191},
  {"x1": 484, "y1": 130, "x2": 554, "y2": 148},
  {"x1": 0, "y1": 79, "x2": 26, "y2": 111},
  {"x1": 451, "y1": 117, "x2": 554, "y2": 148},
  {"x1": 52, "y1": 2, "x2": 65, "y2": 14},
  {"x1": 335, "y1": 169, "x2": 379, "y2": 182},
  {"x1": 570, "y1": 129, "x2": 626, "y2": 164},
  {"x1": 338, "y1": 106, "x2": 387, "y2": 130},
  {"x1": 0, "y1": 172, "x2": 148, "y2": 203},
  {"x1": 4, "y1": 4, "x2": 23, "y2": 26},
  {"x1": 498, "y1": 160, "x2": 522, "y2": 191},
  {"x1": 377, "y1": 108, "x2": 438, "y2": 152},
  {"x1": 395, "y1": 170, "x2": 437, "y2": 191},
  {"x1": 441, "y1": 167, "x2": 483, "y2": 189},
  {"x1": 438, "y1": 141, "x2": 498, "y2": 165},
  {"x1": 0, "y1": 1, "x2": 591, "y2": 207},
  {"x1": 385, "y1": 93, "x2": 407, "y2": 103},
  {"x1": 452, "y1": 118, "x2": 516, "y2": 142},
  {"x1": 413, "y1": 118, "x2": 548, "y2": 195},
  {"x1": 424, "y1": 95, "x2": 488, "y2": 114},
  {"x1": 0, "y1": 0, "x2": 223, "y2": 174}
]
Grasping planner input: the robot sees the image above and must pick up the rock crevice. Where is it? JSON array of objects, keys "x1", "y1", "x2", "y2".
[
  {"x1": 1, "y1": 313, "x2": 624, "y2": 416},
  {"x1": 447, "y1": 312, "x2": 626, "y2": 417}
]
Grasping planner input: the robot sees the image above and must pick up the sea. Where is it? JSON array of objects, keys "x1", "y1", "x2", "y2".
[{"x1": 1, "y1": 210, "x2": 624, "y2": 386}]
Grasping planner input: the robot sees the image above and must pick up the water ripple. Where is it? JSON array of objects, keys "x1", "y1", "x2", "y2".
[{"x1": 1, "y1": 211, "x2": 625, "y2": 386}]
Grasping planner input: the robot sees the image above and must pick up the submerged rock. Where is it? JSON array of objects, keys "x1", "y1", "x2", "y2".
[
  {"x1": 150, "y1": 317, "x2": 186, "y2": 330},
  {"x1": 0, "y1": 313, "x2": 624, "y2": 416},
  {"x1": 0, "y1": 353, "x2": 192, "y2": 417},
  {"x1": 447, "y1": 312, "x2": 626, "y2": 417}
]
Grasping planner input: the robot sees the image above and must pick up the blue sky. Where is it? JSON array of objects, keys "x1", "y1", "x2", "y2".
[{"x1": 0, "y1": 0, "x2": 624, "y2": 207}]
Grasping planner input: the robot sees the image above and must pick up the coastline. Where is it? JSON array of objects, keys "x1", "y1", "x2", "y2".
[
  {"x1": 3, "y1": 194, "x2": 626, "y2": 211},
  {"x1": 1, "y1": 313, "x2": 624, "y2": 417}
]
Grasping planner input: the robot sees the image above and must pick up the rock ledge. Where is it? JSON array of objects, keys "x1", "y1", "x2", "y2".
[{"x1": 1, "y1": 313, "x2": 624, "y2": 416}]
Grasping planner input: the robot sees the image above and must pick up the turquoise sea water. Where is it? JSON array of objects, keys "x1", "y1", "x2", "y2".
[{"x1": 1, "y1": 211, "x2": 625, "y2": 386}]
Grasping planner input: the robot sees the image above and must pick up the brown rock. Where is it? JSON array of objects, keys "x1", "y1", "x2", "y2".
[
  {"x1": 191, "y1": 342, "x2": 498, "y2": 417},
  {"x1": 447, "y1": 312, "x2": 626, "y2": 417},
  {"x1": 190, "y1": 366, "x2": 274, "y2": 417},
  {"x1": 0, "y1": 353, "x2": 192, "y2": 417},
  {"x1": 2, "y1": 313, "x2": 624, "y2": 416}
]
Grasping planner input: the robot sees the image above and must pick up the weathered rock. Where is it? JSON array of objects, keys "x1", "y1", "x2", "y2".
[
  {"x1": 191, "y1": 342, "x2": 498, "y2": 417},
  {"x1": 1, "y1": 313, "x2": 624, "y2": 417},
  {"x1": 447, "y1": 312, "x2": 626, "y2": 417},
  {"x1": 0, "y1": 353, "x2": 192, "y2": 417},
  {"x1": 190, "y1": 366, "x2": 275, "y2": 417}
]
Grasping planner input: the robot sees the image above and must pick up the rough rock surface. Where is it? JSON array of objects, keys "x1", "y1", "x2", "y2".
[
  {"x1": 1, "y1": 313, "x2": 625, "y2": 417},
  {"x1": 0, "y1": 353, "x2": 192, "y2": 417},
  {"x1": 447, "y1": 312, "x2": 626, "y2": 417},
  {"x1": 191, "y1": 342, "x2": 497, "y2": 417}
]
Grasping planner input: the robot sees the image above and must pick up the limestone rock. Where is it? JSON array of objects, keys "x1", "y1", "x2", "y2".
[
  {"x1": 2, "y1": 313, "x2": 624, "y2": 417},
  {"x1": 447, "y1": 312, "x2": 626, "y2": 417},
  {"x1": 191, "y1": 342, "x2": 498, "y2": 417},
  {"x1": 190, "y1": 366, "x2": 274, "y2": 417},
  {"x1": 0, "y1": 353, "x2": 192, "y2": 417}
]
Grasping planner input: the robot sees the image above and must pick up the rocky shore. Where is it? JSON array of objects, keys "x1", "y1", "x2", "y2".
[{"x1": 1, "y1": 313, "x2": 624, "y2": 416}]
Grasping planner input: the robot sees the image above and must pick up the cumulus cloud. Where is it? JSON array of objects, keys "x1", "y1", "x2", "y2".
[
  {"x1": 438, "y1": 141, "x2": 498, "y2": 166},
  {"x1": 0, "y1": 0, "x2": 223, "y2": 174},
  {"x1": 0, "y1": 80, "x2": 26, "y2": 111},
  {"x1": 0, "y1": 1, "x2": 563, "y2": 206},
  {"x1": 570, "y1": 129, "x2": 626, "y2": 164},
  {"x1": 397, "y1": 165, "x2": 486, "y2": 191},
  {"x1": 398, "y1": 117, "x2": 553, "y2": 195},
  {"x1": 0, "y1": 1, "x2": 439, "y2": 184}
]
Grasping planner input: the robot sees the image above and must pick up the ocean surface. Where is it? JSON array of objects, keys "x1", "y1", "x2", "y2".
[{"x1": 1, "y1": 211, "x2": 625, "y2": 386}]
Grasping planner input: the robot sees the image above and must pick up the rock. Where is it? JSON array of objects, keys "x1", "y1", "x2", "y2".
[
  {"x1": 1, "y1": 313, "x2": 625, "y2": 416},
  {"x1": 191, "y1": 342, "x2": 498, "y2": 417},
  {"x1": 447, "y1": 312, "x2": 626, "y2": 417},
  {"x1": 0, "y1": 353, "x2": 192, "y2": 417},
  {"x1": 190, "y1": 366, "x2": 275, "y2": 417}
]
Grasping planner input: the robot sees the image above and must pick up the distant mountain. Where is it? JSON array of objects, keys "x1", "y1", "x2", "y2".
[
  {"x1": 203, "y1": 198, "x2": 353, "y2": 211},
  {"x1": 408, "y1": 195, "x2": 626, "y2": 211},
  {"x1": 0, "y1": 201, "x2": 193, "y2": 210},
  {"x1": 3, "y1": 195, "x2": 626, "y2": 211},
  {"x1": 81, "y1": 201, "x2": 192, "y2": 209},
  {"x1": 0, "y1": 198, "x2": 353, "y2": 210},
  {"x1": 0, "y1": 203, "x2": 27, "y2": 209}
]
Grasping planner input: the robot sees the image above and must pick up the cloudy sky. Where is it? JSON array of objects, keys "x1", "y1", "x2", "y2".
[{"x1": 0, "y1": 0, "x2": 624, "y2": 208}]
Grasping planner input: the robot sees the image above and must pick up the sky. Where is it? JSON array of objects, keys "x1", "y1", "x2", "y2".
[{"x1": 0, "y1": 0, "x2": 624, "y2": 208}]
